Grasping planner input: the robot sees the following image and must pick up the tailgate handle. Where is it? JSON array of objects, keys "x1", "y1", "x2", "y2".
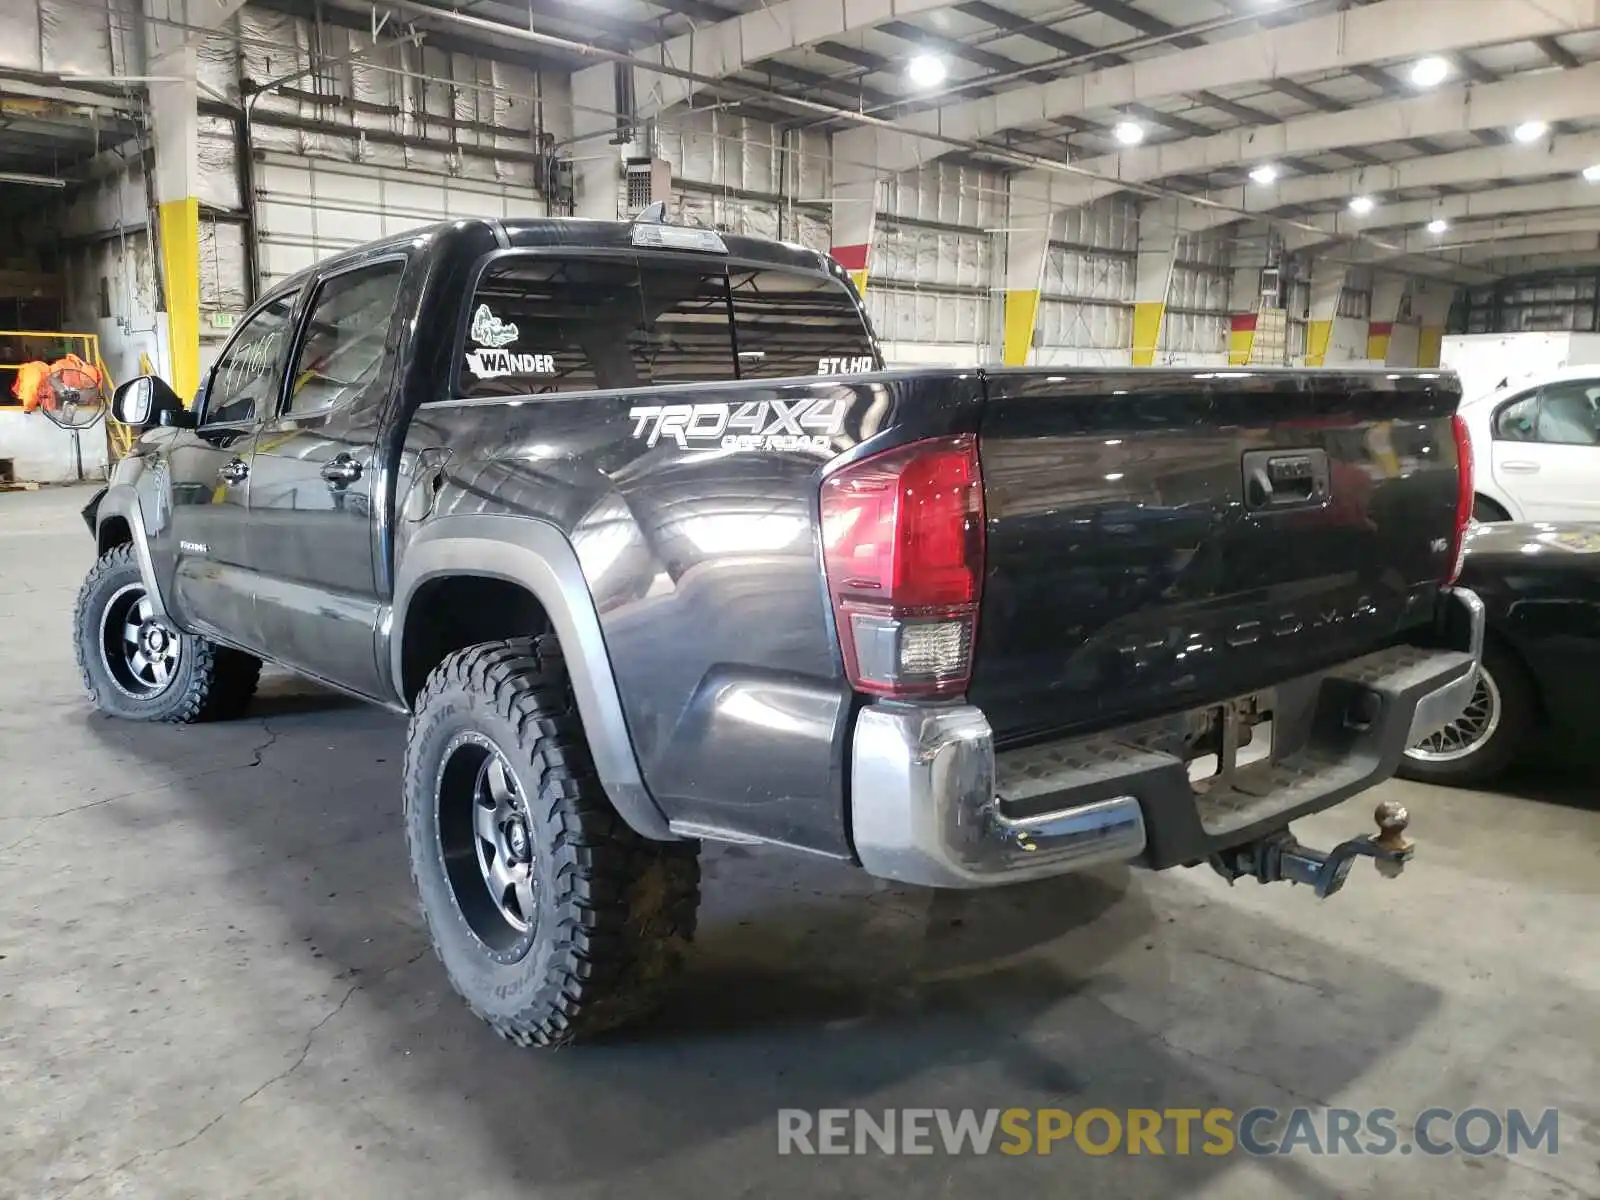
[{"x1": 1243, "y1": 449, "x2": 1330, "y2": 511}]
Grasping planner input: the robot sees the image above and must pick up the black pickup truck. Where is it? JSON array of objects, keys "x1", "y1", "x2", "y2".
[{"x1": 77, "y1": 214, "x2": 1482, "y2": 1047}]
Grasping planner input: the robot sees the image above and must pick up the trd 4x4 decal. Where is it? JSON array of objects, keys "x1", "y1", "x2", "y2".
[{"x1": 628, "y1": 397, "x2": 852, "y2": 453}]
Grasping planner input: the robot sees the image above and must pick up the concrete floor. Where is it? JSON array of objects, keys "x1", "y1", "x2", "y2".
[{"x1": 2, "y1": 483, "x2": 1597, "y2": 1200}]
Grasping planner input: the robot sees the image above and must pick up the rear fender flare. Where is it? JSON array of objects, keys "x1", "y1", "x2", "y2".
[{"x1": 391, "y1": 514, "x2": 674, "y2": 841}]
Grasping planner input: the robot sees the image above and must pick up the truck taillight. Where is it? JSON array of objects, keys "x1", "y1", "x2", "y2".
[
  {"x1": 820, "y1": 435, "x2": 985, "y2": 698},
  {"x1": 1447, "y1": 412, "x2": 1473, "y2": 584}
]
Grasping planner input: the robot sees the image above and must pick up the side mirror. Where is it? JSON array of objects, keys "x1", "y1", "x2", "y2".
[{"x1": 112, "y1": 375, "x2": 191, "y2": 429}]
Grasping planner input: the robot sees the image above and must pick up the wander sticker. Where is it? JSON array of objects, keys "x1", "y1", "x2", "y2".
[
  {"x1": 465, "y1": 349, "x2": 556, "y2": 380},
  {"x1": 470, "y1": 304, "x2": 519, "y2": 348}
]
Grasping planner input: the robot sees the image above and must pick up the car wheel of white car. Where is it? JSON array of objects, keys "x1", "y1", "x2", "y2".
[{"x1": 1398, "y1": 642, "x2": 1533, "y2": 787}]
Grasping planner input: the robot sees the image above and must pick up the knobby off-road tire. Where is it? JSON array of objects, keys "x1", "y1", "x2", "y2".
[
  {"x1": 73, "y1": 544, "x2": 261, "y2": 723},
  {"x1": 404, "y1": 635, "x2": 700, "y2": 1046}
]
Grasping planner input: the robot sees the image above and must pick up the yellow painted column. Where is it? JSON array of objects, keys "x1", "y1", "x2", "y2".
[
  {"x1": 1302, "y1": 263, "x2": 1346, "y2": 367},
  {"x1": 830, "y1": 175, "x2": 877, "y2": 300},
  {"x1": 1002, "y1": 290, "x2": 1040, "y2": 366},
  {"x1": 149, "y1": 40, "x2": 202, "y2": 401},
  {"x1": 1410, "y1": 280, "x2": 1457, "y2": 370},
  {"x1": 157, "y1": 197, "x2": 201, "y2": 401},
  {"x1": 1130, "y1": 215, "x2": 1175, "y2": 367},
  {"x1": 1304, "y1": 319, "x2": 1334, "y2": 367},
  {"x1": 1417, "y1": 326, "x2": 1445, "y2": 368},
  {"x1": 1131, "y1": 302, "x2": 1165, "y2": 367}
]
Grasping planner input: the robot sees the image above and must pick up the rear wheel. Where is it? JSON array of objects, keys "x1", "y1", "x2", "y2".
[
  {"x1": 1399, "y1": 641, "x2": 1534, "y2": 787},
  {"x1": 404, "y1": 636, "x2": 699, "y2": 1046},
  {"x1": 73, "y1": 544, "x2": 261, "y2": 722}
]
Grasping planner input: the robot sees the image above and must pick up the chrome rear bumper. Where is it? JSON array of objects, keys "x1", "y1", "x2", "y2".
[{"x1": 848, "y1": 588, "x2": 1483, "y2": 889}]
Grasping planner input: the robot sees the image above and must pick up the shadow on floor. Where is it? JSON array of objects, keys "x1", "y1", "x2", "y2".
[{"x1": 80, "y1": 674, "x2": 1445, "y2": 1197}]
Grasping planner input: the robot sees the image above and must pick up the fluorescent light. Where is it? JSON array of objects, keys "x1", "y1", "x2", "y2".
[
  {"x1": 1584, "y1": 163, "x2": 1600, "y2": 183},
  {"x1": 1427, "y1": 218, "x2": 1449, "y2": 234},
  {"x1": 1410, "y1": 56, "x2": 1450, "y2": 88},
  {"x1": 1113, "y1": 120, "x2": 1145, "y2": 146},
  {"x1": 0, "y1": 172, "x2": 66, "y2": 189},
  {"x1": 905, "y1": 53, "x2": 947, "y2": 88},
  {"x1": 1349, "y1": 195, "x2": 1375, "y2": 215},
  {"x1": 1248, "y1": 163, "x2": 1279, "y2": 185},
  {"x1": 1514, "y1": 119, "x2": 1548, "y2": 143}
]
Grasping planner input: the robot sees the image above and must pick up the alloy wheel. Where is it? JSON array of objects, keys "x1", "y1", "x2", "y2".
[
  {"x1": 1408, "y1": 667, "x2": 1501, "y2": 763},
  {"x1": 99, "y1": 583, "x2": 181, "y2": 699}
]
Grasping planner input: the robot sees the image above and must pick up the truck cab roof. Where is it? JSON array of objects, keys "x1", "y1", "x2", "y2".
[{"x1": 266, "y1": 216, "x2": 841, "y2": 307}]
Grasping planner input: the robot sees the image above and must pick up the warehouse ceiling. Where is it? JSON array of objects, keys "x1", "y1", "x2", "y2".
[{"x1": 373, "y1": 0, "x2": 1600, "y2": 280}]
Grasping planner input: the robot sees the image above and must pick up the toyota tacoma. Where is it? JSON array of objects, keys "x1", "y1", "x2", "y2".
[{"x1": 76, "y1": 214, "x2": 1482, "y2": 1046}]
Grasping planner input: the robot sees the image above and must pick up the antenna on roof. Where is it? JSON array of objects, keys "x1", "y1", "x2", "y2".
[{"x1": 632, "y1": 200, "x2": 668, "y2": 225}]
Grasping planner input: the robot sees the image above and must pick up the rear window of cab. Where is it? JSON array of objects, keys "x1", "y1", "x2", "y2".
[{"x1": 457, "y1": 256, "x2": 877, "y2": 398}]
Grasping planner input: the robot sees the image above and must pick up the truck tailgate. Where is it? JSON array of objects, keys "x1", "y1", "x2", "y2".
[{"x1": 967, "y1": 369, "x2": 1463, "y2": 747}]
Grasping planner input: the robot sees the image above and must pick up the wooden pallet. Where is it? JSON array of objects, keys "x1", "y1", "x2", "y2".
[{"x1": 0, "y1": 480, "x2": 39, "y2": 492}]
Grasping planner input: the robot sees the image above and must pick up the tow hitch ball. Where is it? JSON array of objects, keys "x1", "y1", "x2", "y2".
[{"x1": 1209, "y1": 802, "x2": 1414, "y2": 899}]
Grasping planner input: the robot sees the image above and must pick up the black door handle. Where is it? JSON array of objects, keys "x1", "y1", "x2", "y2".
[
  {"x1": 321, "y1": 454, "x2": 363, "y2": 487},
  {"x1": 218, "y1": 458, "x2": 249, "y2": 484}
]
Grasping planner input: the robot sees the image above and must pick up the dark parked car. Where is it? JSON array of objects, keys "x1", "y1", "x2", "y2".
[{"x1": 1403, "y1": 522, "x2": 1600, "y2": 786}]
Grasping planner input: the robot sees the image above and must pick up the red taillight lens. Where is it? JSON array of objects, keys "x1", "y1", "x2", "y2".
[
  {"x1": 1446, "y1": 412, "x2": 1473, "y2": 583},
  {"x1": 820, "y1": 435, "x2": 985, "y2": 698}
]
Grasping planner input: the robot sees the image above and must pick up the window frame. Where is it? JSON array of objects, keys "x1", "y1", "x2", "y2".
[
  {"x1": 1528, "y1": 377, "x2": 1600, "y2": 447},
  {"x1": 447, "y1": 247, "x2": 868, "y2": 403},
  {"x1": 1490, "y1": 388, "x2": 1541, "y2": 444},
  {"x1": 197, "y1": 284, "x2": 304, "y2": 429},
  {"x1": 274, "y1": 254, "x2": 409, "y2": 424}
]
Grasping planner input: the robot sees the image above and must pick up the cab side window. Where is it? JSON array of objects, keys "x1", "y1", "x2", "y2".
[
  {"x1": 1533, "y1": 380, "x2": 1600, "y2": 446},
  {"x1": 284, "y1": 261, "x2": 405, "y2": 418},
  {"x1": 1493, "y1": 392, "x2": 1539, "y2": 442},
  {"x1": 205, "y1": 294, "x2": 295, "y2": 425}
]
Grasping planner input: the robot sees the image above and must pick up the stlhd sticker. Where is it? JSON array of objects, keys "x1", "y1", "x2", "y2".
[
  {"x1": 470, "y1": 304, "x2": 519, "y2": 348},
  {"x1": 817, "y1": 356, "x2": 874, "y2": 375}
]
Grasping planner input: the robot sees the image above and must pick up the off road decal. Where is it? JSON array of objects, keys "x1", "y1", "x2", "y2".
[
  {"x1": 464, "y1": 349, "x2": 556, "y2": 380},
  {"x1": 628, "y1": 397, "x2": 851, "y2": 452},
  {"x1": 469, "y1": 304, "x2": 519, "y2": 348}
]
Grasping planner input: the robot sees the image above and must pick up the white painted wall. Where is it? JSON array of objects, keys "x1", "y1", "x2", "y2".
[
  {"x1": 1441, "y1": 331, "x2": 1600, "y2": 401},
  {"x1": 0, "y1": 412, "x2": 109, "y2": 484}
]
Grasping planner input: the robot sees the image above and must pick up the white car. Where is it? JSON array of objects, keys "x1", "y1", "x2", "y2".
[{"x1": 1458, "y1": 364, "x2": 1600, "y2": 523}]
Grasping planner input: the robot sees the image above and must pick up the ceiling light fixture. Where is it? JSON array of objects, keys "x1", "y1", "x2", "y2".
[
  {"x1": 1514, "y1": 119, "x2": 1548, "y2": 143},
  {"x1": 1248, "y1": 163, "x2": 1279, "y2": 185},
  {"x1": 1410, "y1": 56, "x2": 1450, "y2": 88},
  {"x1": 1349, "y1": 195, "x2": 1375, "y2": 215},
  {"x1": 1113, "y1": 120, "x2": 1145, "y2": 146},
  {"x1": 1427, "y1": 218, "x2": 1449, "y2": 234},
  {"x1": 1584, "y1": 163, "x2": 1600, "y2": 182},
  {"x1": 905, "y1": 53, "x2": 947, "y2": 89}
]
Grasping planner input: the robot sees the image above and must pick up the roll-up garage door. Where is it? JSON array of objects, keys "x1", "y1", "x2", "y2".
[{"x1": 254, "y1": 153, "x2": 546, "y2": 291}]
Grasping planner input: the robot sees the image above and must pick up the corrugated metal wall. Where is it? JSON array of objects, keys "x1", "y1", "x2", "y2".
[
  {"x1": 1161, "y1": 229, "x2": 1231, "y2": 363},
  {"x1": 657, "y1": 111, "x2": 831, "y2": 252},
  {"x1": 867, "y1": 162, "x2": 1002, "y2": 363},
  {"x1": 1035, "y1": 197, "x2": 1137, "y2": 366}
]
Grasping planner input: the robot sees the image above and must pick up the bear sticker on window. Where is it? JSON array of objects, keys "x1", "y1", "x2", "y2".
[{"x1": 470, "y1": 304, "x2": 519, "y2": 348}]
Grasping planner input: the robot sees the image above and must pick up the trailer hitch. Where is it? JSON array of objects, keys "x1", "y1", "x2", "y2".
[{"x1": 1209, "y1": 801, "x2": 1414, "y2": 899}]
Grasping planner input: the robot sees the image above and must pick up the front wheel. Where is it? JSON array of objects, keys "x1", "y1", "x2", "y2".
[
  {"x1": 403, "y1": 636, "x2": 700, "y2": 1047},
  {"x1": 73, "y1": 544, "x2": 261, "y2": 722},
  {"x1": 1399, "y1": 642, "x2": 1534, "y2": 787}
]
